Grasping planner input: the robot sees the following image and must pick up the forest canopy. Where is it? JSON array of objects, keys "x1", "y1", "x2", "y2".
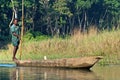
[{"x1": 0, "y1": 0, "x2": 120, "y2": 41}]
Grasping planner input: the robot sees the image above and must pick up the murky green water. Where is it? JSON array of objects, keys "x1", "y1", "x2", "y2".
[{"x1": 0, "y1": 65, "x2": 120, "y2": 80}]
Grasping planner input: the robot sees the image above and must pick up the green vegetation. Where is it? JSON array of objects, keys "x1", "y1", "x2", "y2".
[
  {"x1": 0, "y1": 29, "x2": 120, "y2": 65},
  {"x1": 0, "y1": 0, "x2": 120, "y2": 39},
  {"x1": 0, "y1": 0, "x2": 120, "y2": 65}
]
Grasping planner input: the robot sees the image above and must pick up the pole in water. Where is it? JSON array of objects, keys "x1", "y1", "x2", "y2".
[{"x1": 20, "y1": 0, "x2": 24, "y2": 60}]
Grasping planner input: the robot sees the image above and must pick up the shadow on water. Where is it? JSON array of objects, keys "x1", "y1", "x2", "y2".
[{"x1": 0, "y1": 66, "x2": 101, "y2": 80}]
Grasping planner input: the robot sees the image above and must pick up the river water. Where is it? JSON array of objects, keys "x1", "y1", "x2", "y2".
[{"x1": 0, "y1": 64, "x2": 119, "y2": 80}]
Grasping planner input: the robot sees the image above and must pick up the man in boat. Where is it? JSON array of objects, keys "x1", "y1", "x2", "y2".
[{"x1": 10, "y1": 18, "x2": 21, "y2": 61}]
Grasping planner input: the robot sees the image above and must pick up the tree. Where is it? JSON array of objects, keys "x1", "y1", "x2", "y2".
[
  {"x1": 52, "y1": 0, "x2": 72, "y2": 36},
  {"x1": 75, "y1": 0, "x2": 99, "y2": 32},
  {"x1": 103, "y1": 0, "x2": 120, "y2": 29},
  {"x1": 1, "y1": 0, "x2": 120, "y2": 41},
  {"x1": 0, "y1": 0, "x2": 12, "y2": 40}
]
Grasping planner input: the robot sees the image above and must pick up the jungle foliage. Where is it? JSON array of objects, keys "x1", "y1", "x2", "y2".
[{"x1": 0, "y1": 0, "x2": 120, "y2": 41}]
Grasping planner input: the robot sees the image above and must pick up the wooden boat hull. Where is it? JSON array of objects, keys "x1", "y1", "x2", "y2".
[{"x1": 15, "y1": 56, "x2": 103, "y2": 69}]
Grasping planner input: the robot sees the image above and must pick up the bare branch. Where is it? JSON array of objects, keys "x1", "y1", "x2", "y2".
[{"x1": 9, "y1": 0, "x2": 17, "y2": 27}]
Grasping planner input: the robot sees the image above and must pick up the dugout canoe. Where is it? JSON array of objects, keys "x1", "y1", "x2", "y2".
[{"x1": 15, "y1": 56, "x2": 103, "y2": 69}]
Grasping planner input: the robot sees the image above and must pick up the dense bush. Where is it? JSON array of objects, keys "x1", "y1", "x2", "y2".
[{"x1": 24, "y1": 30, "x2": 50, "y2": 41}]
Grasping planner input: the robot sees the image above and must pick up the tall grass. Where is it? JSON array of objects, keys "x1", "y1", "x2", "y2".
[{"x1": 0, "y1": 28, "x2": 120, "y2": 64}]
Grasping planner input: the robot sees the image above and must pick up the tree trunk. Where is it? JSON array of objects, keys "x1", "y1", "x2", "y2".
[
  {"x1": 69, "y1": 17, "x2": 74, "y2": 35},
  {"x1": 78, "y1": 15, "x2": 81, "y2": 30},
  {"x1": 118, "y1": 15, "x2": 120, "y2": 29},
  {"x1": 32, "y1": 5, "x2": 37, "y2": 31},
  {"x1": 83, "y1": 11, "x2": 87, "y2": 33}
]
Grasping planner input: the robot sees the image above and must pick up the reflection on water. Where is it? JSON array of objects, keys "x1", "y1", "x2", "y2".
[
  {"x1": 93, "y1": 65, "x2": 120, "y2": 80},
  {"x1": 0, "y1": 67, "x2": 99, "y2": 80},
  {"x1": 0, "y1": 65, "x2": 120, "y2": 80}
]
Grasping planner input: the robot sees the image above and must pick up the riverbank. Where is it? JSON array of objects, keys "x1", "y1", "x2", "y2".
[{"x1": 0, "y1": 29, "x2": 120, "y2": 65}]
